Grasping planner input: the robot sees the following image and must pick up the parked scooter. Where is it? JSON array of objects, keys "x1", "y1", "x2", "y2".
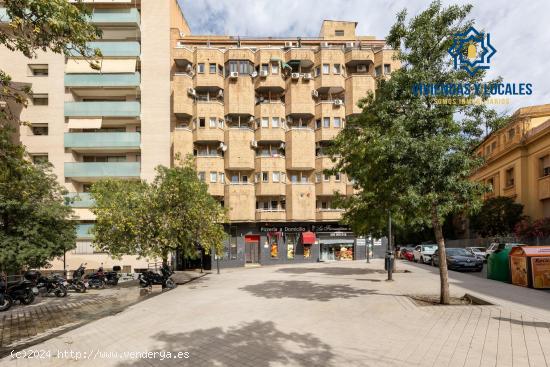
[
  {"x1": 0, "y1": 274, "x2": 12, "y2": 312},
  {"x1": 6, "y1": 275, "x2": 35, "y2": 305},
  {"x1": 25, "y1": 271, "x2": 67, "y2": 297},
  {"x1": 63, "y1": 263, "x2": 87, "y2": 293},
  {"x1": 85, "y1": 265, "x2": 120, "y2": 289},
  {"x1": 138, "y1": 263, "x2": 176, "y2": 289}
]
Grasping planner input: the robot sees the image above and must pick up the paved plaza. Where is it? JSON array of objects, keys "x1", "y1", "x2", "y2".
[{"x1": 1, "y1": 260, "x2": 549, "y2": 367}]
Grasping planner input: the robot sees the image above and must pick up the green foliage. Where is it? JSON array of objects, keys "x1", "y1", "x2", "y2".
[
  {"x1": 514, "y1": 217, "x2": 550, "y2": 239},
  {"x1": 0, "y1": 127, "x2": 76, "y2": 272},
  {"x1": 470, "y1": 197, "x2": 524, "y2": 237},
  {"x1": 91, "y1": 156, "x2": 227, "y2": 261}
]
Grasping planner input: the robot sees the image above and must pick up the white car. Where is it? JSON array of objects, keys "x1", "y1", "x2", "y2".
[
  {"x1": 413, "y1": 244, "x2": 438, "y2": 264},
  {"x1": 485, "y1": 243, "x2": 522, "y2": 260},
  {"x1": 465, "y1": 246, "x2": 486, "y2": 261}
]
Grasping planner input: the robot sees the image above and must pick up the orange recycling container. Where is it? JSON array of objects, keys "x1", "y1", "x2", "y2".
[{"x1": 509, "y1": 246, "x2": 550, "y2": 289}]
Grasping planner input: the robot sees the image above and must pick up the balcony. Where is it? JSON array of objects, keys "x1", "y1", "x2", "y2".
[
  {"x1": 315, "y1": 102, "x2": 345, "y2": 141},
  {"x1": 64, "y1": 132, "x2": 140, "y2": 152},
  {"x1": 225, "y1": 128, "x2": 255, "y2": 170},
  {"x1": 285, "y1": 79, "x2": 314, "y2": 116},
  {"x1": 254, "y1": 74, "x2": 285, "y2": 92},
  {"x1": 194, "y1": 73, "x2": 224, "y2": 90},
  {"x1": 286, "y1": 183, "x2": 315, "y2": 221},
  {"x1": 314, "y1": 73, "x2": 345, "y2": 94},
  {"x1": 345, "y1": 75, "x2": 375, "y2": 116},
  {"x1": 316, "y1": 209, "x2": 344, "y2": 221},
  {"x1": 89, "y1": 8, "x2": 140, "y2": 26},
  {"x1": 285, "y1": 49, "x2": 315, "y2": 67},
  {"x1": 68, "y1": 41, "x2": 141, "y2": 57},
  {"x1": 345, "y1": 49, "x2": 374, "y2": 65},
  {"x1": 65, "y1": 193, "x2": 95, "y2": 208},
  {"x1": 256, "y1": 209, "x2": 286, "y2": 222},
  {"x1": 538, "y1": 176, "x2": 550, "y2": 200},
  {"x1": 64, "y1": 72, "x2": 140, "y2": 88},
  {"x1": 64, "y1": 101, "x2": 140, "y2": 118},
  {"x1": 196, "y1": 155, "x2": 225, "y2": 196},
  {"x1": 225, "y1": 184, "x2": 255, "y2": 222},
  {"x1": 316, "y1": 181, "x2": 346, "y2": 196},
  {"x1": 255, "y1": 181, "x2": 286, "y2": 196},
  {"x1": 285, "y1": 129, "x2": 315, "y2": 170},
  {"x1": 314, "y1": 49, "x2": 345, "y2": 93},
  {"x1": 76, "y1": 223, "x2": 94, "y2": 240},
  {"x1": 193, "y1": 127, "x2": 224, "y2": 142},
  {"x1": 64, "y1": 162, "x2": 140, "y2": 181},
  {"x1": 255, "y1": 155, "x2": 285, "y2": 172},
  {"x1": 173, "y1": 128, "x2": 193, "y2": 159},
  {"x1": 173, "y1": 74, "x2": 194, "y2": 117},
  {"x1": 224, "y1": 78, "x2": 255, "y2": 115},
  {"x1": 173, "y1": 47, "x2": 193, "y2": 63}
]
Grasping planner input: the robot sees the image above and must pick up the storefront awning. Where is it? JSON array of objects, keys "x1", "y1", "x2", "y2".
[
  {"x1": 318, "y1": 238, "x2": 355, "y2": 245},
  {"x1": 301, "y1": 231, "x2": 316, "y2": 245}
]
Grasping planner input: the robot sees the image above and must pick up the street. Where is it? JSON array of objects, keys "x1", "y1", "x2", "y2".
[{"x1": 1, "y1": 259, "x2": 549, "y2": 367}]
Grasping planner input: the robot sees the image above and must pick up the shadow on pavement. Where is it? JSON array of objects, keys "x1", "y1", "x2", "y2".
[
  {"x1": 277, "y1": 267, "x2": 386, "y2": 276},
  {"x1": 239, "y1": 280, "x2": 373, "y2": 301},
  {"x1": 493, "y1": 317, "x2": 550, "y2": 328},
  {"x1": 115, "y1": 320, "x2": 335, "y2": 367}
]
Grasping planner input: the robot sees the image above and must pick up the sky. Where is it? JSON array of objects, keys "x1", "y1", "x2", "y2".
[{"x1": 177, "y1": 0, "x2": 550, "y2": 114}]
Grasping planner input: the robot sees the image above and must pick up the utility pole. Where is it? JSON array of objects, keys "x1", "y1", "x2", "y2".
[
  {"x1": 367, "y1": 236, "x2": 371, "y2": 263},
  {"x1": 387, "y1": 211, "x2": 393, "y2": 281}
]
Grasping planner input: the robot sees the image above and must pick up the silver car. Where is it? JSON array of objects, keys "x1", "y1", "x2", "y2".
[
  {"x1": 465, "y1": 246, "x2": 486, "y2": 261},
  {"x1": 413, "y1": 244, "x2": 438, "y2": 264}
]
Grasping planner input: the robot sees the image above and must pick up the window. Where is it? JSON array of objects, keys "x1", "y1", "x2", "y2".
[
  {"x1": 315, "y1": 66, "x2": 321, "y2": 77},
  {"x1": 209, "y1": 63, "x2": 216, "y2": 74},
  {"x1": 198, "y1": 117, "x2": 206, "y2": 128},
  {"x1": 197, "y1": 63, "x2": 205, "y2": 73},
  {"x1": 272, "y1": 172, "x2": 280, "y2": 182},
  {"x1": 198, "y1": 172, "x2": 206, "y2": 181},
  {"x1": 31, "y1": 125, "x2": 48, "y2": 135},
  {"x1": 335, "y1": 172, "x2": 341, "y2": 182},
  {"x1": 210, "y1": 172, "x2": 217, "y2": 183},
  {"x1": 323, "y1": 117, "x2": 330, "y2": 128},
  {"x1": 505, "y1": 168, "x2": 514, "y2": 187},
  {"x1": 333, "y1": 64, "x2": 341, "y2": 74},
  {"x1": 540, "y1": 155, "x2": 550, "y2": 177},
  {"x1": 315, "y1": 173, "x2": 321, "y2": 183},
  {"x1": 31, "y1": 154, "x2": 48, "y2": 164},
  {"x1": 83, "y1": 155, "x2": 126, "y2": 162},
  {"x1": 232, "y1": 174, "x2": 240, "y2": 183},
  {"x1": 269, "y1": 234, "x2": 278, "y2": 258},
  {"x1": 322, "y1": 64, "x2": 330, "y2": 75},
  {"x1": 334, "y1": 117, "x2": 341, "y2": 128},
  {"x1": 261, "y1": 64, "x2": 269, "y2": 73},
  {"x1": 28, "y1": 64, "x2": 48, "y2": 76},
  {"x1": 323, "y1": 173, "x2": 330, "y2": 182},
  {"x1": 220, "y1": 172, "x2": 225, "y2": 183},
  {"x1": 301, "y1": 174, "x2": 308, "y2": 183},
  {"x1": 321, "y1": 201, "x2": 328, "y2": 209},
  {"x1": 32, "y1": 94, "x2": 48, "y2": 106},
  {"x1": 384, "y1": 64, "x2": 391, "y2": 74},
  {"x1": 218, "y1": 119, "x2": 225, "y2": 128},
  {"x1": 335, "y1": 30, "x2": 344, "y2": 36},
  {"x1": 239, "y1": 60, "x2": 252, "y2": 75},
  {"x1": 316, "y1": 119, "x2": 321, "y2": 129},
  {"x1": 261, "y1": 117, "x2": 269, "y2": 128},
  {"x1": 230, "y1": 236, "x2": 237, "y2": 260},
  {"x1": 242, "y1": 175, "x2": 248, "y2": 183},
  {"x1": 262, "y1": 171, "x2": 268, "y2": 182},
  {"x1": 271, "y1": 63, "x2": 279, "y2": 74},
  {"x1": 209, "y1": 117, "x2": 217, "y2": 128},
  {"x1": 375, "y1": 66, "x2": 382, "y2": 76},
  {"x1": 290, "y1": 174, "x2": 298, "y2": 183},
  {"x1": 272, "y1": 117, "x2": 280, "y2": 128},
  {"x1": 228, "y1": 61, "x2": 238, "y2": 74}
]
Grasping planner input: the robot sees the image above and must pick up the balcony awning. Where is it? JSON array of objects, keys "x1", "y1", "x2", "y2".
[
  {"x1": 67, "y1": 118, "x2": 102, "y2": 129},
  {"x1": 301, "y1": 231, "x2": 316, "y2": 245}
]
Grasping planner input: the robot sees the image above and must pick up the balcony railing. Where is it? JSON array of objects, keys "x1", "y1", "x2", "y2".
[
  {"x1": 64, "y1": 101, "x2": 140, "y2": 117},
  {"x1": 76, "y1": 223, "x2": 94, "y2": 239},
  {"x1": 89, "y1": 8, "x2": 140, "y2": 25},
  {"x1": 65, "y1": 193, "x2": 95, "y2": 208},
  {"x1": 68, "y1": 41, "x2": 141, "y2": 57},
  {"x1": 64, "y1": 132, "x2": 141, "y2": 150},
  {"x1": 64, "y1": 162, "x2": 140, "y2": 179},
  {"x1": 65, "y1": 72, "x2": 140, "y2": 88}
]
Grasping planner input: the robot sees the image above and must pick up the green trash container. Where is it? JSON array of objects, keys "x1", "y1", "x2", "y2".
[{"x1": 487, "y1": 244, "x2": 514, "y2": 282}]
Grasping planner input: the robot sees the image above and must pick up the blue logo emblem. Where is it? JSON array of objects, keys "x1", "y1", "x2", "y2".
[{"x1": 448, "y1": 26, "x2": 496, "y2": 76}]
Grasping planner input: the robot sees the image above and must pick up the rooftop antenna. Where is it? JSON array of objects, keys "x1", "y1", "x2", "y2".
[
  {"x1": 297, "y1": 37, "x2": 302, "y2": 48},
  {"x1": 237, "y1": 36, "x2": 241, "y2": 48}
]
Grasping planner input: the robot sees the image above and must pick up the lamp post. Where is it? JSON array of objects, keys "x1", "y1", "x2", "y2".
[{"x1": 387, "y1": 211, "x2": 393, "y2": 281}]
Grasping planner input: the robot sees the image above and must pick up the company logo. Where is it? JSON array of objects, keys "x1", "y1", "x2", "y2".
[{"x1": 448, "y1": 26, "x2": 496, "y2": 76}]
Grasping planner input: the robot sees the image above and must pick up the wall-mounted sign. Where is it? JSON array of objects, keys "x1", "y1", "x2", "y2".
[
  {"x1": 356, "y1": 238, "x2": 366, "y2": 246},
  {"x1": 260, "y1": 226, "x2": 307, "y2": 233}
]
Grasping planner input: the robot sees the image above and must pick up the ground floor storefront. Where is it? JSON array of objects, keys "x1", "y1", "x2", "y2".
[{"x1": 211, "y1": 222, "x2": 371, "y2": 269}]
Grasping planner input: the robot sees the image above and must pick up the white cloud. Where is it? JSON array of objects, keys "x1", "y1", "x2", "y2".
[{"x1": 178, "y1": 0, "x2": 550, "y2": 113}]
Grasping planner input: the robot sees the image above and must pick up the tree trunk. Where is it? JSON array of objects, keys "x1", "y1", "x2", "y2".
[{"x1": 432, "y1": 206, "x2": 450, "y2": 305}]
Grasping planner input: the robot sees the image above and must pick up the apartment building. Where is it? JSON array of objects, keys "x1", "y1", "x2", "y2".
[
  {"x1": 0, "y1": 0, "x2": 189, "y2": 271},
  {"x1": 171, "y1": 20, "x2": 399, "y2": 268},
  {"x1": 471, "y1": 104, "x2": 550, "y2": 221}
]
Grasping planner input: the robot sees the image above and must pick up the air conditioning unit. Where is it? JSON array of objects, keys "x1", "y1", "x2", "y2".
[
  {"x1": 187, "y1": 87, "x2": 196, "y2": 96},
  {"x1": 357, "y1": 64, "x2": 367, "y2": 72},
  {"x1": 251, "y1": 71, "x2": 258, "y2": 78},
  {"x1": 259, "y1": 96, "x2": 265, "y2": 103},
  {"x1": 284, "y1": 41, "x2": 294, "y2": 48},
  {"x1": 218, "y1": 89, "x2": 224, "y2": 97},
  {"x1": 311, "y1": 90, "x2": 319, "y2": 98},
  {"x1": 250, "y1": 140, "x2": 258, "y2": 148},
  {"x1": 186, "y1": 64, "x2": 192, "y2": 72},
  {"x1": 218, "y1": 142, "x2": 227, "y2": 152},
  {"x1": 333, "y1": 99, "x2": 343, "y2": 106},
  {"x1": 303, "y1": 73, "x2": 312, "y2": 80},
  {"x1": 291, "y1": 73, "x2": 300, "y2": 80},
  {"x1": 229, "y1": 71, "x2": 239, "y2": 79},
  {"x1": 249, "y1": 116, "x2": 255, "y2": 122},
  {"x1": 259, "y1": 70, "x2": 268, "y2": 77},
  {"x1": 280, "y1": 142, "x2": 286, "y2": 149}
]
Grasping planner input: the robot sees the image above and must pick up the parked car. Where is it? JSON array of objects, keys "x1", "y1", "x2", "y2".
[
  {"x1": 413, "y1": 244, "x2": 438, "y2": 264},
  {"x1": 465, "y1": 247, "x2": 487, "y2": 261},
  {"x1": 400, "y1": 246, "x2": 415, "y2": 261},
  {"x1": 485, "y1": 243, "x2": 521, "y2": 261},
  {"x1": 431, "y1": 248, "x2": 483, "y2": 272}
]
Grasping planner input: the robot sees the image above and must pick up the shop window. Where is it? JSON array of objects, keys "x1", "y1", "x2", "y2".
[
  {"x1": 287, "y1": 234, "x2": 295, "y2": 260},
  {"x1": 268, "y1": 232, "x2": 279, "y2": 258},
  {"x1": 230, "y1": 237, "x2": 237, "y2": 260}
]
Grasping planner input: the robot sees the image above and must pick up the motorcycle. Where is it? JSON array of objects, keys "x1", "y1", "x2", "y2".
[
  {"x1": 86, "y1": 266, "x2": 119, "y2": 289},
  {"x1": 6, "y1": 275, "x2": 35, "y2": 305},
  {"x1": 25, "y1": 271, "x2": 67, "y2": 298},
  {"x1": 0, "y1": 274, "x2": 13, "y2": 312},
  {"x1": 63, "y1": 264, "x2": 87, "y2": 293},
  {"x1": 138, "y1": 263, "x2": 176, "y2": 289}
]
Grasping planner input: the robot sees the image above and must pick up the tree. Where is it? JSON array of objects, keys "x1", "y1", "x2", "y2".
[
  {"x1": 470, "y1": 197, "x2": 524, "y2": 237},
  {"x1": 330, "y1": 1, "x2": 498, "y2": 304},
  {"x1": 0, "y1": 131, "x2": 76, "y2": 273},
  {"x1": 90, "y1": 157, "x2": 227, "y2": 263}
]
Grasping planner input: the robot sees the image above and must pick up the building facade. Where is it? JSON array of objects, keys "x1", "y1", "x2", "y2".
[
  {"x1": 171, "y1": 20, "x2": 398, "y2": 268},
  {"x1": 471, "y1": 104, "x2": 550, "y2": 221},
  {"x1": 0, "y1": 0, "x2": 189, "y2": 271}
]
